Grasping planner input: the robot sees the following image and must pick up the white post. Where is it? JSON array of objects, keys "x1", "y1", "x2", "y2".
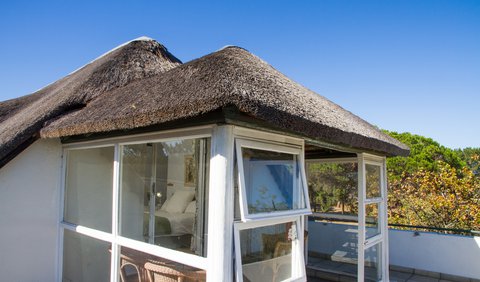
[
  {"x1": 382, "y1": 157, "x2": 390, "y2": 282},
  {"x1": 357, "y1": 153, "x2": 365, "y2": 281},
  {"x1": 207, "y1": 125, "x2": 234, "y2": 282}
]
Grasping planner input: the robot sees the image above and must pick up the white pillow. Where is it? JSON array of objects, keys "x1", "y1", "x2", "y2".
[
  {"x1": 184, "y1": 201, "x2": 196, "y2": 214},
  {"x1": 161, "y1": 190, "x2": 195, "y2": 214},
  {"x1": 160, "y1": 198, "x2": 171, "y2": 211}
]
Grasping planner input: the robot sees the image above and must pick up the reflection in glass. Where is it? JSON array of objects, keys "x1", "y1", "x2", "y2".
[
  {"x1": 306, "y1": 161, "x2": 358, "y2": 277},
  {"x1": 63, "y1": 229, "x2": 111, "y2": 282},
  {"x1": 365, "y1": 243, "x2": 382, "y2": 282},
  {"x1": 241, "y1": 148, "x2": 305, "y2": 214},
  {"x1": 239, "y1": 222, "x2": 296, "y2": 282},
  {"x1": 306, "y1": 162, "x2": 358, "y2": 214},
  {"x1": 120, "y1": 138, "x2": 210, "y2": 257},
  {"x1": 64, "y1": 147, "x2": 114, "y2": 232},
  {"x1": 366, "y1": 164, "x2": 381, "y2": 199},
  {"x1": 365, "y1": 203, "x2": 381, "y2": 239}
]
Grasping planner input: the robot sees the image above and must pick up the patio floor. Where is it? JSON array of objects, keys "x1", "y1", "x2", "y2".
[{"x1": 306, "y1": 256, "x2": 461, "y2": 282}]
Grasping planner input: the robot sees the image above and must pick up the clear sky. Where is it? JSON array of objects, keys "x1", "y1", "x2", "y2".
[{"x1": 0, "y1": 1, "x2": 478, "y2": 149}]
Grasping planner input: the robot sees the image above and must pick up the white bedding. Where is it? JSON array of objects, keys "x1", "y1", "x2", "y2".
[{"x1": 155, "y1": 210, "x2": 195, "y2": 235}]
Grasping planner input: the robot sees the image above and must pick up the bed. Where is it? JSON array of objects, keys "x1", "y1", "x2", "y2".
[{"x1": 144, "y1": 190, "x2": 197, "y2": 248}]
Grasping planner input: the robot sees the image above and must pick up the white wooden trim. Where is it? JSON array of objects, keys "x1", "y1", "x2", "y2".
[
  {"x1": 241, "y1": 209, "x2": 312, "y2": 221},
  {"x1": 61, "y1": 222, "x2": 115, "y2": 242},
  {"x1": 236, "y1": 138, "x2": 302, "y2": 154},
  {"x1": 305, "y1": 157, "x2": 358, "y2": 164},
  {"x1": 233, "y1": 126, "x2": 303, "y2": 146},
  {"x1": 299, "y1": 142, "x2": 311, "y2": 212},
  {"x1": 116, "y1": 236, "x2": 207, "y2": 270},
  {"x1": 206, "y1": 125, "x2": 235, "y2": 281},
  {"x1": 235, "y1": 138, "x2": 249, "y2": 222},
  {"x1": 357, "y1": 153, "x2": 389, "y2": 281},
  {"x1": 357, "y1": 153, "x2": 366, "y2": 281},
  {"x1": 56, "y1": 149, "x2": 67, "y2": 282},
  {"x1": 235, "y1": 215, "x2": 300, "y2": 229},
  {"x1": 111, "y1": 144, "x2": 120, "y2": 282},
  {"x1": 382, "y1": 157, "x2": 390, "y2": 282},
  {"x1": 62, "y1": 125, "x2": 213, "y2": 149}
]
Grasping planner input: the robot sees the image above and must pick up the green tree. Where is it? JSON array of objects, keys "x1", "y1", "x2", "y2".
[
  {"x1": 384, "y1": 130, "x2": 465, "y2": 180},
  {"x1": 307, "y1": 162, "x2": 357, "y2": 214},
  {"x1": 388, "y1": 161, "x2": 480, "y2": 231},
  {"x1": 384, "y1": 131, "x2": 479, "y2": 231},
  {"x1": 456, "y1": 147, "x2": 480, "y2": 176}
]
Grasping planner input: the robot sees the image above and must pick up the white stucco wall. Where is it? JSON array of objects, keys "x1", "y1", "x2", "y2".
[
  {"x1": 0, "y1": 138, "x2": 62, "y2": 282},
  {"x1": 389, "y1": 229, "x2": 480, "y2": 279}
]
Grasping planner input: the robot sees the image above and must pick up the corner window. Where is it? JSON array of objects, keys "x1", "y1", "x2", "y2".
[{"x1": 61, "y1": 135, "x2": 210, "y2": 282}]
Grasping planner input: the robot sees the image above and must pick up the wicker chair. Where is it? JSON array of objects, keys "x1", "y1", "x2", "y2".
[
  {"x1": 119, "y1": 261, "x2": 142, "y2": 282},
  {"x1": 144, "y1": 262, "x2": 206, "y2": 282}
]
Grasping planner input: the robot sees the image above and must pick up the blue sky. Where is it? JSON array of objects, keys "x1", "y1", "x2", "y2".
[{"x1": 0, "y1": 1, "x2": 479, "y2": 149}]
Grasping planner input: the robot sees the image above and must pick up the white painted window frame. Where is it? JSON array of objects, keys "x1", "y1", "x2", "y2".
[
  {"x1": 233, "y1": 132, "x2": 310, "y2": 282},
  {"x1": 235, "y1": 138, "x2": 311, "y2": 221},
  {"x1": 58, "y1": 126, "x2": 213, "y2": 282},
  {"x1": 233, "y1": 215, "x2": 306, "y2": 282},
  {"x1": 357, "y1": 153, "x2": 389, "y2": 282},
  {"x1": 305, "y1": 154, "x2": 389, "y2": 282}
]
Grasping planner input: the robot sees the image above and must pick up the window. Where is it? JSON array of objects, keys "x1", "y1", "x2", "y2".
[
  {"x1": 234, "y1": 217, "x2": 304, "y2": 282},
  {"x1": 234, "y1": 138, "x2": 309, "y2": 282},
  {"x1": 64, "y1": 146, "x2": 114, "y2": 233},
  {"x1": 235, "y1": 139, "x2": 310, "y2": 220},
  {"x1": 61, "y1": 134, "x2": 210, "y2": 281},
  {"x1": 119, "y1": 139, "x2": 209, "y2": 256}
]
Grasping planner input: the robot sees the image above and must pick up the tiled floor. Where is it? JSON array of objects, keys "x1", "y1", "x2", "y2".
[{"x1": 306, "y1": 256, "x2": 458, "y2": 282}]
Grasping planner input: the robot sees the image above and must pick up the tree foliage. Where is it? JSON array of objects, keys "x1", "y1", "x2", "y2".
[
  {"x1": 306, "y1": 130, "x2": 479, "y2": 231},
  {"x1": 388, "y1": 161, "x2": 480, "y2": 230},
  {"x1": 384, "y1": 131, "x2": 480, "y2": 231},
  {"x1": 307, "y1": 162, "x2": 357, "y2": 214},
  {"x1": 384, "y1": 130, "x2": 465, "y2": 179}
]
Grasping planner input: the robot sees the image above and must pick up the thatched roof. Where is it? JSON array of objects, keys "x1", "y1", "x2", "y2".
[
  {"x1": 41, "y1": 45, "x2": 409, "y2": 156},
  {"x1": 0, "y1": 37, "x2": 181, "y2": 166},
  {"x1": 0, "y1": 38, "x2": 408, "y2": 168}
]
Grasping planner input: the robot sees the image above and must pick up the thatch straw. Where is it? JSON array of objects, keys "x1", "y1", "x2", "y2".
[
  {"x1": 1, "y1": 38, "x2": 409, "y2": 168},
  {"x1": 0, "y1": 38, "x2": 181, "y2": 165},
  {"x1": 40, "y1": 46, "x2": 409, "y2": 156}
]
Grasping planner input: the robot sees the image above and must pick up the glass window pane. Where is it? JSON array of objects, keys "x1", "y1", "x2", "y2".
[
  {"x1": 366, "y1": 203, "x2": 381, "y2": 239},
  {"x1": 62, "y1": 229, "x2": 111, "y2": 282},
  {"x1": 241, "y1": 148, "x2": 305, "y2": 214},
  {"x1": 64, "y1": 147, "x2": 114, "y2": 232},
  {"x1": 306, "y1": 161, "x2": 358, "y2": 277},
  {"x1": 307, "y1": 162, "x2": 358, "y2": 214},
  {"x1": 366, "y1": 164, "x2": 381, "y2": 199},
  {"x1": 239, "y1": 222, "x2": 298, "y2": 282},
  {"x1": 120, "y1": 138, "x2": 210, "y2": 257},
  {"x1": 117, "y1": 246, "x2": 206, "y2": 281},
  {"x1": 365, "y1": 243, "x2": 382, "y2": 282}
]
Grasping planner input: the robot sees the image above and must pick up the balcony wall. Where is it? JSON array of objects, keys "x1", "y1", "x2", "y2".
[{"x1": 308, "y1": 221, "x2": 480, "y2": 279}]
